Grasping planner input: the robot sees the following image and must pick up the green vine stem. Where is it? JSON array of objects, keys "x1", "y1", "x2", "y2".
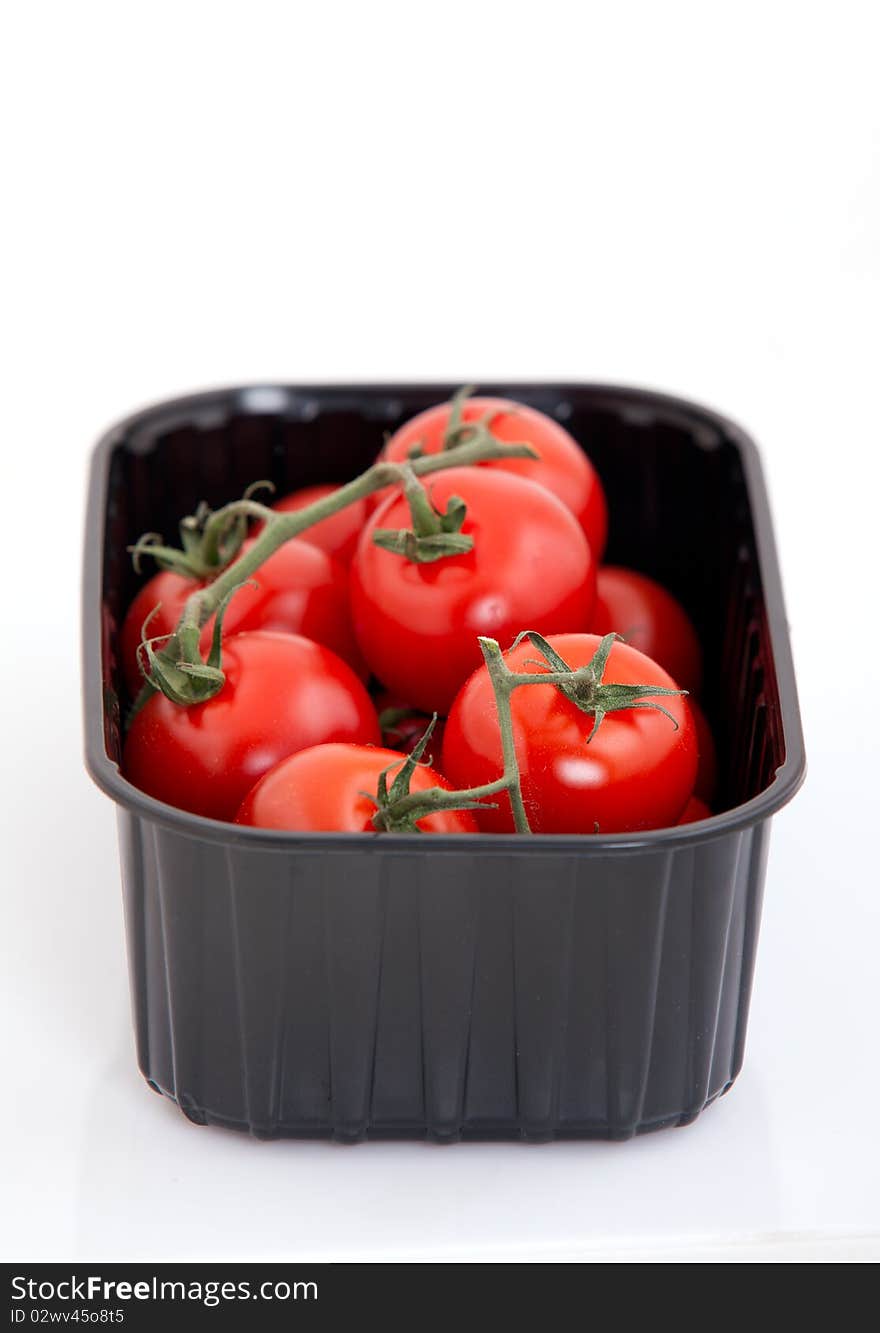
[
  {"x1": 368, "y1": 635, "x2": 533, "y2": 834},
  {"x1": 441, "y1": 384, "x2": 507, "y2": 453},
  {"x1": 136, "y1": 429, "x2": 538, "y2": 708},
  {"x1": 128, "y1": 482, "x2": 275, "y2": 580},
  {"x1": 368, "y1": 716, "x2": 501, "y2": 833},
  {"x1": 506, "y1": 630, "x2": 685, "y2": 742},
  {"x1": 371, "y1": 463, "x2": 473, "y2": 563}
]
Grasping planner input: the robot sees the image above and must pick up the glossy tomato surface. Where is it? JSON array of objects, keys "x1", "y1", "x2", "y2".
[
  {"x1": 123, "y1": 632, "x2": 380, "y2": 822},
  {"x1": 442, "y1": 633, "x2": 697, "y2": 834},
  {"x1": 119, "y1": 536, "x2": 363, "y2": 696},
  {"x1": 271, "y1": 483, "x2": 369, "y2": 564},
  {"x1": 381, "y1": 397, "x2": 608, "y2": 557},
  {"x1": 236, "y1": 743, "x2": 477, "y2": 834},
  {"x1": 591, "y1": 566, "x2": 703, "y2": 696},
  {"x1": 351, "y1": 469, "x2": 596, "y2": 715}
]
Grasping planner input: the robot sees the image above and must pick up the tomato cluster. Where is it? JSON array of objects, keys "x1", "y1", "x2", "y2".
[{"x1": 121, "y1": 392, "x2": 718, "y2": 834}]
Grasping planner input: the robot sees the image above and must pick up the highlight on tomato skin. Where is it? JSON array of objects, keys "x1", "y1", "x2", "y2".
[
  {"x1": 380, "y1": 396, "x2": 609, "y2": 558},
  {"x1": 235, "y1": 743, "x2": 479, "y2": 834},
  {"x1": 351, "y1": 468, "x2": 597, "y2": 716},
  {"x1": 591, "y1": 566, "x2": 703, "y2": 697},
  {"x1": 271, "y1": 484, "x2": 369, "y2": 564},
  {"x1": 119, "y1": 536, "x2": 366, "y2": 697},
  {"x1": 442, "y1": 632, "x2": 698, "y2": 836},
  {"x1": 123, "y1": 632, "x2": 381, "y2": 824}
]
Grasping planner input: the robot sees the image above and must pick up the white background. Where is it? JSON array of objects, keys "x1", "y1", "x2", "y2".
[{"x1": 2, "y1": 1, "x2": 879, "y2": 1263}]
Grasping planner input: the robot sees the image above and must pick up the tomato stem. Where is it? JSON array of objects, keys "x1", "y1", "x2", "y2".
[
  {"x1": 477, "y1": 636, "x2": 532, "y2": 833},
  {"x1": 370, "y1": 773, "x2": 510, "y2": 832},
  {"x1": 369, "y1": 715, "x2": 507, "y2": 832},
  {"x1": 368, "y1": 717, "x2": 501, "y2": 832},
  {"x1": 135, "y1": 426, "x2": 538, "y2": 707},
  {"x1": 128, "y1": 483, "x2": 276, "y2": 581},
  {"x1": 510, "y1": 630, "x2": 686, "y2": 742},
  {"x1": 371, "y1": 464, "x2": 474, "y2": 563},
  {"x1": 368, "y1": 636, "x2": 533, "y2": 835},
  {"x1": 442, "y1": 384, "x2": 478, "y2": 449},
  {"x1": 441, "y1": 385, "x2": 516, "y2": 454}
]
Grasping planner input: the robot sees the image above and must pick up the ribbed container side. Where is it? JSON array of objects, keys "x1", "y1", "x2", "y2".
[{"x1": 119, "y1": 811, "x2": 767, "y2": 1141}]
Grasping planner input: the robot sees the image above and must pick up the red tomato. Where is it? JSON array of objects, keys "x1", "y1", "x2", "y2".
[
  {"x1": 677, "y1": 796, "x2": 712, "y2": 825},
  {"x1": 123, "y1": 632, "x2": 380, "y2": 822},
  {"x1": 687, "y1": 697, "x2": 718, "y2": 803},
  {"x1": 374, "y1": 690, "x2": 446, "y2": 756},
  {"x1": 236, "y1": 743, "x2": 477, "y2": 834},
  {"x1": 120, "y1": 536, "x2": 364, "y2": 696},
  {"x1": 351, "y1": 469, "x2": 597, "y2": 715},
  {"x1": 271, "y1": 483, "x2": 368, "y2": 564},
  {"x1": 381, "y1": 397, "x2": 608, "y2": 557},
  {"x1": 592, "y1": 567, "x2": 703, "y2": 696},
  {"x1": 442, "y1": 633, "x2": 697, "y2": 835}
]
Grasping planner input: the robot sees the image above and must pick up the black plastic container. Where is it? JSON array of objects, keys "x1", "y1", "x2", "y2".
[{"x1": 83, "y1": 383, "x2": 804, "y2": 1141}]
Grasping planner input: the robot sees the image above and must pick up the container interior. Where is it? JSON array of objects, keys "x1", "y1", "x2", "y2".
[{"x1": 97, "y1": 384, "x2": 785, "y2": 817}]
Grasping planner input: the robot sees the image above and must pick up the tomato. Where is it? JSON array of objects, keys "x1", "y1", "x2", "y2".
[
  {"x1": 677, "y1": 796, "x2": 712, "y2": 825},
  {"x1": 271, "y1": 483, "x2": 368, "y2": 564},
  {"x1": 442, "y1": 633, "x2": 697, "y2": 834},
  {"x1": 374, "y1": 690, "x2": 445, "y2": 756},
  {"x1": 235, "y1": 743, "x2": 477, "y2": 833},
  {"x1": 381, "y1": 397, "x2": 608, "y2": 557},
  {"x1": 687, "y1": 697, "x2": 718, "y2": 803},
  {"x1": 351, "y1": 468, "x2": 596, "y2": 715},
  {"x1": 123, "y1": 632, "x2": 380, "y2": 822},
  {"x1": 120, "y1": 536, "x2": 364, "y2": 696},
  {"x1": 591, "y1": 566, "x2": 703, "y2": 696}
]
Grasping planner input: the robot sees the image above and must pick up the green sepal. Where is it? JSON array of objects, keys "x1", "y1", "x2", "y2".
[
  {"x1": 440, "y1": 384, "x2": 534, "y2": 461},
  {"x1": 371, "y1": 716, "x2": 438, "y2": 832},
  {"x1": 371, "y1": 527, "x2": 474, "y2": 563},
  {"x1": 371, "y1": 464, "x2": 475, "y2": 564},
  {"x1": 141, "y1": 642, "x2": 225, "y2": 707},
  {"x1": 128, "y1": 533, "x2": 204, "y2": 578},
  {"x1": 127, "y1": 480, "x2": 273, "y2": 580},
  {"x1": 369, "y1": 716, "x2": 499, "y2": 832},
  {"x1": 509, "y1": 628, "x2": 575, "y2": 673},
  {"x1": 139, "y1": 581, "x2": 255, "y2": 707},
  {"x1": 442, "y1": 384, "x2": 478, "y2": 449},
  {"x1": 512, "y1": 629, "x2": 686, "y2": 744}
]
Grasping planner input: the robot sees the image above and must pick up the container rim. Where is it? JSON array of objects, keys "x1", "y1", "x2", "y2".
[{"x1": 82, "y1": 380, "x2": 806, "y2": 853}]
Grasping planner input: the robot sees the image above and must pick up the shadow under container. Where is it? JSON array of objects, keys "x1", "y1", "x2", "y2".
[{"x1": 83, "y1": 383, "x2": 805, "y2": 1141}]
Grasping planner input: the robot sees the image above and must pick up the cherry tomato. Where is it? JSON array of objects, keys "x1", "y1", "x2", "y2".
[
  {"x1": 687, "y1": 697, "x2": 718, "y2": 803},
  {"x1": 381, "y1": 397, "x2": 608, "y2": 557},
  {"x1": 374, "y1": 690, "x2": 446, "y2": 756},
  {"x1": 442, "y1": 633, "x2": 697, "y2": 834},
  {"x1": 677, "y1": 796, "x2": 712, "y2": 825},
  {"x1": 592, "y1": 566, "x2": 703, "y2": 695},
  {"x1": 120, "y1": 536, "x2": 364, "y2": 697},
  {"x1": 271, "y1": 483, "x2": 369, "y2": 564},
  {"x1": 351, "y1": 469, "x2": 597, "y2": 715},
  {"x1": 235, "y1": 743, "x2": 477, "y2": 834},
  {"x1": 123, "y1": 632, "x2": 380, "y2": 822}
]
